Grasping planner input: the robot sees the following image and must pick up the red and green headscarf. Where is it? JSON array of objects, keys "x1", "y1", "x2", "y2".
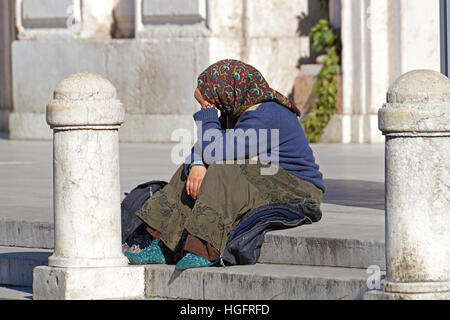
[{"x1": 196, "y1": 59, "x2": 301, "y2": 119}]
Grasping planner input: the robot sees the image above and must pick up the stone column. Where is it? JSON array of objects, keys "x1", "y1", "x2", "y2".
[
  {"x1": 33, "y1": 72, "x2": 144, "y2": 300},
  {"x1": 337, "y1": 0, "x2": 440, "y2": 144},
  {"x1": 365, "y1": 70, "x2": 450, "y2": 300}
]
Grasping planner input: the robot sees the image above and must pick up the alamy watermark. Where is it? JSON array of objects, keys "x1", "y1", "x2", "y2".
[{"x1": 170, "y1": 121, "x2": 280, "y2": 175}]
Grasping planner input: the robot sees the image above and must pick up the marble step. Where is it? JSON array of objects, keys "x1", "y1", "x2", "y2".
[
  {"x1": 0, "y1": 246, "x2": 51, "y2": 287},
  {"x1": 0, "y1": 259, "x2": 379, "y2": 300},
  {"x1": 259, "y1": 203, "x2": 385, "y2": 270},
  {"x1": 0, "y1": 218, "x2": 54, "y2": 249},
  {"x1": 0, "y1": 203, "x2": 385, "y2": 281},
  {"x1": 144, "y1": 263, "x2": 376, "y2": 300}
]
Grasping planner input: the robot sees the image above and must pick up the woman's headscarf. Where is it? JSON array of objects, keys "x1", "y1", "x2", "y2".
[{"x1": 196, "y1": 59, "x2": 301, "y2": 120}]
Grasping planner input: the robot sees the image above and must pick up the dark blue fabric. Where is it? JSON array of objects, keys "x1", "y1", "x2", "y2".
[
  {"x1": 228, "y1": 208, "x2": 299, "y2": 242},
  {"x1": 187, "y1": 101, "x2": 325, "y2": 193},
  {"x1": 215, "y1": 198, "x2": 322, "y2": 266}
]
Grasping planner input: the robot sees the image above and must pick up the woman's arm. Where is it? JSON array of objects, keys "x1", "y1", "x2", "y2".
[
  {"x1": 184, "y1": 111, "x2": 228, "y2": 199},
  {"x1": 193, "y1": 107, "x2": 277, "y2": 164},
  {"x1": 184, "y1": 110, "x2": 227, "y2": 167},
  {"x1": 185, "y1": 106, "x2": 275, "y2": 199}
]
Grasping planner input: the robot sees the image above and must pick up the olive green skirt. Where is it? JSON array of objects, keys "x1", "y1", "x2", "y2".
[{"x1": 135, "y1": 163, "x2": 323, "y2": 255}]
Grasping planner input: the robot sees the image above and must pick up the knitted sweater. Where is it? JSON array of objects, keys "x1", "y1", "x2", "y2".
[{"x1": 186, "y1": 101, "x2": 326, "y2": 193}]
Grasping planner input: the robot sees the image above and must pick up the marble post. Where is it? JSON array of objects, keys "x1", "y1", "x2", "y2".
[
  {"x1": 365, "y1": 70, "x2": 450, "y2": 300},
  {"x1": 33, "y1": 72, "x2": 144, "y2": 300}
]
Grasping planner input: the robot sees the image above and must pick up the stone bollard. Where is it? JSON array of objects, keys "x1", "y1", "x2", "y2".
[
  {"x1": 365, "y1": 70, "x2": 450, "y2": 300},
  {"x1": 33, "y1": 72, "x2": 144, "y2": 300}
]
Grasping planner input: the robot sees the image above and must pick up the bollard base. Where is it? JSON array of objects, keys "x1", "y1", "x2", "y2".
[
  {"x1": 32, "y1": 265, "x2": 145, "y2": 300},
  {"x1": 364, "y1": 289, "x2": 450, "y2": 300}
]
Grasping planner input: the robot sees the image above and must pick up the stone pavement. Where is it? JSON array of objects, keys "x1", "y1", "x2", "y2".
[
  {"x1": 0, "y1": 138, "x2": 385, "y2": 299},
  {"x1": 0, "y1": 285, "x2": 33, "y2": 300},
  {"x1": 0, "y1": 139, "x2": 384, "y2": 222}
]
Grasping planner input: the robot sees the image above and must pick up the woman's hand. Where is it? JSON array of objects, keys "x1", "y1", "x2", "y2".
[
  {"x1": 186, "y1": 165, "x2": 207, "y2": 200},
  {"x1": 195, "y1": 88, "x2": 216, "y2": 110}
]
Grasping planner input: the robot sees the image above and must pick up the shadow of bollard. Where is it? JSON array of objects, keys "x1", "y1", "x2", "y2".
[{"x1": 322, "y1": 179, "x2": 384, "y2": 210}]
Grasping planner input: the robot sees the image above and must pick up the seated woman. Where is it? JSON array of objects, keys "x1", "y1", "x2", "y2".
[{"x1": 124, "y1": 59, "x2": 326, "y2": 270}]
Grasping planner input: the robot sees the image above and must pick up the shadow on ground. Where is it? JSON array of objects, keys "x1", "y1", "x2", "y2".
[
  {"x1": 322, "y1": 179, "x2": 385, "y2": 211},
  {"x1": 0, "y1": 251, "x2": 51, "y2": 261}
]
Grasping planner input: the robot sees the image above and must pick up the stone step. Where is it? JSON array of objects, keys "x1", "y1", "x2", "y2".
[
  {"x1": 144, "y1": 263, "x2": 375, "y2": 300},
  {"x1": 0, "y1": 285, "x2": 33, "y2": 300},
  {"x1": 259, "y1": 203, "x2": 385, "y2": 270},
  {"x1": 0, "y1": 218, "x2": 54, "y2": 249},
  {"x1": 0, "y1": 204, "x2": 385, "y2": 272},
  {"x1": 2, "y1": 258, "x2": 377, "y2": 300},
  {"x1": 0, "y1": 246, "x2": 52, "y2": 287}
]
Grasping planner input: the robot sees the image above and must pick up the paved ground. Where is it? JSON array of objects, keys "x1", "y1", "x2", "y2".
[
  {"x1": 0, "y1": 138, "x2": 385, "y2": 299},
  {"x1": 0, "y1": 139, "x2": 385, "y2": 223},
  {"x1": 0, "y1": 285, "x2": 33, "y2": 300}
]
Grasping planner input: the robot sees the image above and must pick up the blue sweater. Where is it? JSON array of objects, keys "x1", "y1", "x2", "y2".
[{"x1": 186, "y1": 101, "x2": 326, "y2": 193}]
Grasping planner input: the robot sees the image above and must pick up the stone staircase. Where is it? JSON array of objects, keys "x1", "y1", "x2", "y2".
[
  {"x1": 0, "y1": 203, "x2": 385, "y2": 300},
  {"x1": 0, "y1": 141, "x2": 386, "y2": 300}
]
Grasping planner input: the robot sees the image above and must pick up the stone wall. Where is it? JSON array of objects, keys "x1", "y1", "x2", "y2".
[
  {"x1": 5, "y1": 0, "x2": 321, "y2": 142},
  {"x1": 1, "y1": 0, "x2": 444, "y2": 143}
]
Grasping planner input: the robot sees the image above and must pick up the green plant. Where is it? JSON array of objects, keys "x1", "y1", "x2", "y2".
[
  {"x1": 301, "y1": 18, "x2": 340, "y2": 143},
  {"x1": 310, "y1": 19, "x2": 337, "y2": 52}
]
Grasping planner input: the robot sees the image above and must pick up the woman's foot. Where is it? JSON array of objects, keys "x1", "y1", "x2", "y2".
[
  {"x1": 124, "y1": 240, "x2": 166, "y2": 265},
  {"x1": 175, "y1": 253, "x2": 213, "y2": 271}
]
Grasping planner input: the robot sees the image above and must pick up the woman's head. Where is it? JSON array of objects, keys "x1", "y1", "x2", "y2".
[{"x1": 195, "y1": 59, "x2": 300, "y2": 118}]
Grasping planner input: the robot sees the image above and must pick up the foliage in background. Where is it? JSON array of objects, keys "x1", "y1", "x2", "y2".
[{"x1": 301, "y1": 17, "x2": 341, "y2": 143}]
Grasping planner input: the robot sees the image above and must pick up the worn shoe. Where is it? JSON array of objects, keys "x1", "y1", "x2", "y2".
[
  {"x1": 175, "y1": 253, "x2": 213, "y2": 271},
  {"x1": 124, "y1": 240, "x2": 166, "y2": 265}
]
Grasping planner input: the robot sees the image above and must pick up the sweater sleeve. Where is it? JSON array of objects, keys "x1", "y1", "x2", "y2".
[
  {"x1": 185, "y1": 110, "x2": 227, "y2": 163},
  {"x1": 192, "y1": 107, "x2": 275, "y2": 164}
]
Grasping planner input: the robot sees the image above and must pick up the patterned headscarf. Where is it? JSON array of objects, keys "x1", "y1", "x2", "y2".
[{"x1": 196, "y1": 59, "x2": 300, "y2": 119}]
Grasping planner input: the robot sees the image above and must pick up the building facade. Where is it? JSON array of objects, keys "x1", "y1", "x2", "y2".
[
  {"x1": 322, "y1": 0, "x2": 441, "y2": 143},
  {"x1": 0, "y1": 0, "x2": 442, "y2": 143}
]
